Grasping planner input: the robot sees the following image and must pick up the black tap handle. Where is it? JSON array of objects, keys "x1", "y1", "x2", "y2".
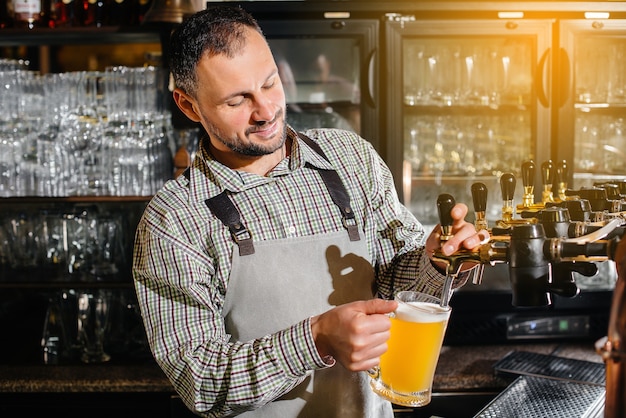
[
  {"x1": 541, "y1": 160, "x2": 554, "y2": 186},
  {"x1": 471, "y1": 182, "x2": 488, "y2": 212},
  {"x1": 500, "y1": 172, "x2": 516, "y2": 201},
  {"x1": 554, "y1": 165, "x2": 563, "y2": 185},
  {"x1": 558, "y1": 160, "x2": 568, "y2": 181},
  {"x1": 521, "y1": 160, "x2": 535, "y2": 188},
  {"x1": 437, "y1": 194, "x2": 456, "y2": 227}
]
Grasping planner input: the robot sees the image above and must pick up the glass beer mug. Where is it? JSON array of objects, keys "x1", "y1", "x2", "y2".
[{"x1": 369, "y1": 291, "x2": 451, "y2": 407}]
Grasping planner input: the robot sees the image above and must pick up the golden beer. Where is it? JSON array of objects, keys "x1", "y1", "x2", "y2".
[{"x1": 369, "y1": 291, "x2": 451, "y2": 407}]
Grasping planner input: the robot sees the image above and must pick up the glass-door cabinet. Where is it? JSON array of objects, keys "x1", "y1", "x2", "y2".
[
  {"x1": 557, "y1": 18, "x2": 626, "y2": 190},
  {"x1": 229, "y1": 1, "x2": 381, "y2": 149},
  {"x1": 385, "y1": 16, "x2": 553, "y2": 228}
]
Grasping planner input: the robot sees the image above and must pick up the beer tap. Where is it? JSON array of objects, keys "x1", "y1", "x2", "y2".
[
  {"x1": 516, "y1": 160, "x2": 543, "y2": 211},
  {"x1": 521, "y1": 198, "x2": 624, "y2": 241},
  {"x1": 432, "y1": 194, "x2": 508, "y2": 283},
  {"x1": 498, "y1": 172, "x2": 516, "y2": 227},
  {"x1": 593, "y1": 182, "x2": 626, "y2": 213},
  {"x1": 434, "y1": 194, "x2": 503, "y2": 294},
  {"x1": 555, "y1": 198, "x2": 593, "y2": 222},
  {"x1": 609, "y1": 179, "x2": 626, "y2": 198},
  {"x1": 471, "y1": 182, "x2": 489, "y2": 232},
  {"x1": 437, "y1": 193, "x2": 456, "y2": 246},
  {"x1": 541, "y1": 160, "x2": 555, "y2": 204},
  {"x1": 565, "y1": 186, "x2": 624, "y2": 222},
  {"x1": 496, "y1": 172, "x2": 535, "y2": 229},
  {"x1": 436, "y1": 193, "x2": 457, "y2": 306},
  {"x1": 555, "y1": 159, "x2": 569, "y2": 202}
]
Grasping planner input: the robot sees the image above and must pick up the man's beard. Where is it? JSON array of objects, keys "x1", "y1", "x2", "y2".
[{"x1": 208, "y1": 109, "x2": 287, "y2": 157}]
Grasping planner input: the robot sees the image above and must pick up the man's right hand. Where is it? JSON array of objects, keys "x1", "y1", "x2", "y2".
[{"x1": 310, "y1": 298, "x2": 398, "y2": 372}]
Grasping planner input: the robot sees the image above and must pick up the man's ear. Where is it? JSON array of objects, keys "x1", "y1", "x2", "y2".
[{"x1": 173, "y1": 88, "x2": 202, "y2": 123}]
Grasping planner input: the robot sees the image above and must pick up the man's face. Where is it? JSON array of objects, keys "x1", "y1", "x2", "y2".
[{"x1": 181, "y1": 27, "x2": 287, "y2": 160}]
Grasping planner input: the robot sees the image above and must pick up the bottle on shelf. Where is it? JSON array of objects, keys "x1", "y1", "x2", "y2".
[
  {"x1": 73, "y1": 0, "x2": 94, "y2": 26},
  {"x1": 1, "y1": 0, "x2": 15, "y2": 28},
  {"x1": 107, "y1": 0, "x2": 131, "y2": 26},
  {"x1": 52, "y1": 0, "x2": 73, "y2": 27},
  {"x1": 94, "y1": 0, "x2": 108, "y2": 27},
  {"x1": 134, "y1": 0, "x2": 151, "y2": 24},
  {"x1": 11, "y1": 0, "x2": 46, "y2": 29}
]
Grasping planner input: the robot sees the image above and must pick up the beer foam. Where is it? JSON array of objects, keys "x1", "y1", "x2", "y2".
[{"x1": 394, "y1": 301, "x2": 450, "y2": 323}]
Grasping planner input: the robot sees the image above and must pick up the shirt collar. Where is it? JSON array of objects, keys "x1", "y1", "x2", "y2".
[{"x1": 187, "y1": 125, "x2": 335, "y2": 204}]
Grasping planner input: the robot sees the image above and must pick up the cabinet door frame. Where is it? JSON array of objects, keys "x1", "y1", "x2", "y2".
[
  {"x1": 557, "y1": 18, "x2": 626, "y2": 186},
  {"x1": 385, "y1": 18, "x2": 554, "y2": 204}
]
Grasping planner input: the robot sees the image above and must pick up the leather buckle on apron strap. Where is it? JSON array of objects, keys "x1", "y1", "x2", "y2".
[
  {"x1": 205, "y1": 192, "x2": 255, "y2": 256},
  {"x1": 342, "y1": 209, "x2": 361, "y2": 242},
  {"x1": 229, "y1": 223, "x2": 255, "y2": 256}
]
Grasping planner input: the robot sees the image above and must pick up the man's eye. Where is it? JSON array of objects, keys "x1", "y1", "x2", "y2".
[
  {"x1": 227, "y1": 98, "x2": 245, "y2": 107},
  {"x1": 263, "y1": 80, "x2": 275, "y2": 89}
]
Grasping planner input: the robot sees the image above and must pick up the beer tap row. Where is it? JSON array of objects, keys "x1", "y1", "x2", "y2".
[
  {"x1": 432, "y1": 159, "x2": 626, "y2": 307},
  {"x1": 434, "y1": 163, "x2": 626, "y2": 418}
]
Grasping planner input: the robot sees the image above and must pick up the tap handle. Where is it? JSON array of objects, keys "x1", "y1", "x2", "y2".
[
  {"x1": 541, "y1": 160, "x2": 554, "y2": 186},
  {"x1": 471, "y1": 182, "x2": 488, "y2": 212},
  {"x1": 554, "y1": 164, "x2": 563, "y2": 184},
  {"x1": 558, "y1": 160, "x2": 568, "y2": 182},
  {"x1": 472, "y1": 182, "x2": 489, "y2": 231},
  {"x1": 521, "y1": 160, "x2": 535, "y2": 188},
  {"x1": 500, "y1": 172, "x2": 516, "y2": 201},
  {"x1": 437, "y1": 193, "x2": 456, "y2": 228},
  {"x1": 554, "y1": 160, "x2": 568, "y2": 186}
]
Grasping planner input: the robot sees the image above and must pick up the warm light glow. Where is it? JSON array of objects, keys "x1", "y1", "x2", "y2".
[
  {"x1": 584, "y1": 12, "x2": 610, "y2": 19},
  {"x1": 498, "y1": 12, "x2": 524, "y2": 19},
  {"x1": 324, "y1": 12, "x2": 350, "y2": 19}
]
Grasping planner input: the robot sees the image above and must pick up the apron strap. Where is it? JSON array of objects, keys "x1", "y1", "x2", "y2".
[
  {"x1": 298, "y1": 133, "x2": 361, "y2": 241},
  {"x1": 204, "y1": 132, "x2": 361, "y2": 256},
  {"x1": 205, "y1": 192, "x2": 255, "y2": 256}
]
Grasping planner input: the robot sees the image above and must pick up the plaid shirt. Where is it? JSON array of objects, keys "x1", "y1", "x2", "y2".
[{"x1": 133, "y1": 126, "x2": 451, "y2": 417}]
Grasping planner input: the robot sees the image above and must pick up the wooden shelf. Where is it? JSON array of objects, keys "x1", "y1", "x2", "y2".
[
  {"x1": 0, "y1": 195, "x2": 152, "y2": 204},
  {"x1": 0, "y1": 26, "x2": 162, "y2": 46}
]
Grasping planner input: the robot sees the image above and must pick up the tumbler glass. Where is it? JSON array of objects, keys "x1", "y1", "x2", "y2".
[{"x1": 77, "y1": 290, "x2": 111, "y2": 363}]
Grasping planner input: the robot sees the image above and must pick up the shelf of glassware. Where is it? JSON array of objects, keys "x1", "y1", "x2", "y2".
[
  {"x1": 572, "y1": 102, "x2": 626, "y2": 189},
  {"x1": 0, "y1": 195, "x2": 150, "y2": 289},
  {"x1": 401, "y1": 102, "x2": 531, "y2": 226}
]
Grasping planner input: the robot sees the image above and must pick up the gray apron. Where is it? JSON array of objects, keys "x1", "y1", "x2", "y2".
[{"x1": 207, "y1": 135, "x2": 393, "y2": 418}]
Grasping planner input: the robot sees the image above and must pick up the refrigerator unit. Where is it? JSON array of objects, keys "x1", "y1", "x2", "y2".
[
  {"x1": 557, "y1": 18, "x2": 626, "y2": 190},
  {"x1": 381, "y1": 3, "x2": 626, "y2": 344},
  {"x1": 384, "y1": 14, "x2": 552, "y2": 230}
]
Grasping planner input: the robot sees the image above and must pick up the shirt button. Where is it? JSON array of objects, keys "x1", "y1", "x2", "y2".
[{"x1": 287, "y1": 226, "x2": 296, "y2": 235}]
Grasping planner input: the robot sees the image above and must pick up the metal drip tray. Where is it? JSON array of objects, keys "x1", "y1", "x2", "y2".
[
  {"x1": 475, "y1": 351, "x2": 606, "y2": 417},
  {"x1": 493, "y1": 351, "x2": 605, "y2": 386},
  {"x1": 474, "y1": 375, "x2": 605, "y2": 418}
]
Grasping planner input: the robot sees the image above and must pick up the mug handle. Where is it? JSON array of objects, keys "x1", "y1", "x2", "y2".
[{"x1": 367, "y1": 366, "x2": 380, "y2": 379}]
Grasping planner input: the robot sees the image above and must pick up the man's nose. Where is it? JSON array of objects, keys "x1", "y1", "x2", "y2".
[{"x1": 252, "y1": 95, "x2": 275, "y2": 122}]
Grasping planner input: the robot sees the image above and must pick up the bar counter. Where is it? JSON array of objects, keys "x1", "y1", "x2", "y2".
[
  {"x1": 0, "y1": 341, "x2": 604, "y2": 416},
  {"x1": 435, "y1": 341, "x2": 603, "y2": 391}
]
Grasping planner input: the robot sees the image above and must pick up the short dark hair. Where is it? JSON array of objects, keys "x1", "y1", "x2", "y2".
[{"x1": 169, "y1": 6, "x2": 264, "y2": 97}]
